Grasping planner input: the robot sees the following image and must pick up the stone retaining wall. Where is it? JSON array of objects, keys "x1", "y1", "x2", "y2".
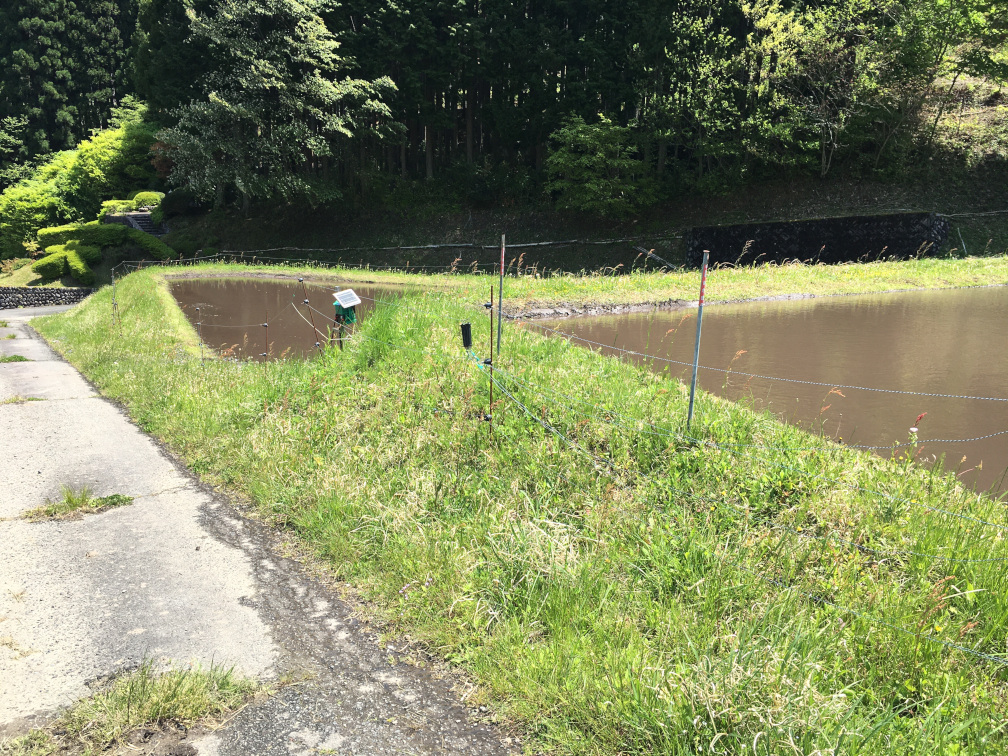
[
  {"x1": 684, "y1": 212, "x2": 950, "y2": 268},
  {"x1": 0, "y1": 286, "x2": 93, "y2": 310}
]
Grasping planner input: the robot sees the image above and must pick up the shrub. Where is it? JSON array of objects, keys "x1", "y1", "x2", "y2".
[
  {"x1": 64, "y1": 248, "x2": 95, "y2": 285},
  {"x1": 99, "y1": 199, "x2": 134, "y2": 218},
  {"x1": 0, "y1": 151, "x2": 76, "y2": 258},
  {"x1": 131, "y1": 191, "x2": 164, "y2": 210},
  {"x1": 35, "y1": 241, "x2": 100, "y2": 284},
  {"x1": 0, "y1": 104, "x2": 158, "y2": 257},
  {"x1": 125, "y1": 229, "x2": 175, "y2": 260},
  {"x1": 37, "y1": 223, "x2": 84, "y2": 248},
  {"x1": 70, "y1": 243, "x2": 101, "y2": 265},
  {"x1": 159, "y1": 188, "x2": 199, "y2": 218},
  {"x1": 37, "y1": 221, "x2": 172, "y2": 261},
  {"x1": 80, "y1": 222, "x2": 129, "y2": 248},
  {"x1": 37, "y1": 221, "x2": 127, "y2": 249},
  {"x1": 32, "y1": 250, "x2": 68, "y2": 279}
]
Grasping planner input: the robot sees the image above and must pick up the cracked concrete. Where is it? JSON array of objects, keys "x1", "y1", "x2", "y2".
[{"x1": 0, "y1": 306, "x2": 517, "y2": 754}]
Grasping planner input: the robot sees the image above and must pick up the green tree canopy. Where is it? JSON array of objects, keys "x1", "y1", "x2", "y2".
[{"x1": 161, "y1": 0, "x2": 395, "y2": 209}]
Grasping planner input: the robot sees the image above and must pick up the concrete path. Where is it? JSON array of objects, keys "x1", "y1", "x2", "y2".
[{"x1": 0, "y1": 307, "x2": 515, "y2": 754}]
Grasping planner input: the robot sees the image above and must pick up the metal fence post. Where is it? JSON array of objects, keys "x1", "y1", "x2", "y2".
[
  {"x1": 497, "y1": 233, "x2": 504, "y2": 354},
  {"x1": 687, "y1": 250, "x2": 710, "y2": 429}
]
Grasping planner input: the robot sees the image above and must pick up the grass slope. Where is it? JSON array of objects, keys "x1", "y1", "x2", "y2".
[{"x1": 35, "y1": 264, "x2": 1008, "y2": 755}]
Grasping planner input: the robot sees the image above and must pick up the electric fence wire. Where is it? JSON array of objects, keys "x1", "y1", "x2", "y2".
[
  {"x1": 489, "y1": 363, "x2": 1008, "y2": 533},
  {"x1": 111, "y1": 259, "x2": 1008, "y2": 664},
  {"x1": 185, "y1": 301, "x2": 296, "y2": 330},
  {"x1": 190, "y1": 306, "x2": 1008, "y2": 571},
  {"x1": 523, "y1": 322, "x2": 1008, "y2": 403},
  {"x1": 485, "y1": 364, "x2": 1008, "y2": 562},
  {"x1": 490, "y1": 361, "x2": 1008, "y2": 453},
  {"x1": 347, "y1": 291, "x2": 1008, "y2": 452},
  {"x1": 112, "y1": 252, "x2": 622, "y2": 276},
  {"x1": 217, "y1": 234, "x2": 681, "y2": 255},
  {"x1": 466, "y1": 351, "x2": 1008, "y2": 665},
  {"x1": 944, "y1": 209, "x2": 1008, "y2": 218},
  {"x1": 347, "y1": 317, "x2": 1008, "y2": 566},
  {"x1": 354, "y1": 290, "x2": 1008, "y2": 407}
]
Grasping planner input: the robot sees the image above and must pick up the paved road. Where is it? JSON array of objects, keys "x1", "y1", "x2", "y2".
[{"x1": 0, "y1": 306, "x2": 515, "y2": 754}]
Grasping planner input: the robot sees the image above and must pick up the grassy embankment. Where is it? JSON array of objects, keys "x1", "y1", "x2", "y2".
[
  {"x1": 150, "y1": 252, "x2": 1008, "y2": 314},
  {"x1": 34, "y1": 260, "x2": 1008, "y2": 755}
]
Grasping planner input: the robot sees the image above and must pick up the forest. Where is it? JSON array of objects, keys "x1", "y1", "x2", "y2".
[{"x1": 0, "y1": 0, "x2": 1005, "y2": 247}]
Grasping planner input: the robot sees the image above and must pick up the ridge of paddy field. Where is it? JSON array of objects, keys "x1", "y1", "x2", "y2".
[
  {"x1": 135, "y1": 253, "x2": 1008, "y2": 318},
  {"x1": 31, "y1": 263, "x2": 1008, "y2": 755}
]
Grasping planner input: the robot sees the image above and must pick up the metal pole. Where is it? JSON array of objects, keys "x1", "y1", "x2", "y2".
[
  {"x1": 111, "y1": 273, "x2": 119, "y2": 327},
  {"x1": 299, "y1": 278, "x2": 323, "y2": 353},
  {"x1": 196, "y1": 307, "x2": 204, "y2": 362},
  {"x1": 496, "y1": 233, "x2": 504, "y2": 354},
  {"x1": 261, "y1": 305, "x2": 268, "y2": 362},
  {"x1": 686, "y1": 250, "x2": 709, "y2": 429},
  {"x1": 489, "y1": 285, "x2": 494, "y2": 438}
]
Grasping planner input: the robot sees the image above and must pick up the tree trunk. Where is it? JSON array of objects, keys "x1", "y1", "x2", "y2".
[
  {"x1": 466, "y1": 85, "x2": 474, "y2": 163},
  {"x1": 425, "y1": 124, "x2": 434, "y2": 179}
]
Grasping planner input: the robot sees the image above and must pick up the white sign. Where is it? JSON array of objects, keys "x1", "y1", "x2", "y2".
[{"x1": 333, "y1": 289, "x2": 361, "y2": 308}]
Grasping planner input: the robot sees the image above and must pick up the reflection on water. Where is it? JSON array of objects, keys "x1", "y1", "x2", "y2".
[
  {"x1": 171, "y1": 276, "x2": 400, "y2": 360},
  {"x1": 536, "y1": 286, "x2": 1008, "y2": 496}
]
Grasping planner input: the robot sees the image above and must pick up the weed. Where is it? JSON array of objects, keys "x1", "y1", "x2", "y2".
[
  {"x1": 0, "y1": 396, "x2": 44, "y2": 405},
  {"x1": 0, "y1": 355, "x2": 29, "y2": 363},
  {"x1": 0, "y1": 320, "x2": 8, "y2": 327},
  {"x1": 0, "y1": 662, "x2": 258, "y2": 755},
  {"x1": 3, "y1": 334, "x2": 15, "y2": 339},
  {"x1": 25, "y1": 486, "x2": 133, "y2": 521}
]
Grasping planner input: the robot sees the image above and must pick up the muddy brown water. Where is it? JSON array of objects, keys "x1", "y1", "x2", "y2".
[
  {"x1": 171, "y1": 277, "x2": 402, "y2": 360},
  {"x1": 535, "y1": 286, "x2": 1008, "y2": 496}
]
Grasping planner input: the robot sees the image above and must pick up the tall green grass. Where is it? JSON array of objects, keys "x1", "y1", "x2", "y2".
[{"x1": 34, "y1": 267, "x2": 1008, "y2": 755}]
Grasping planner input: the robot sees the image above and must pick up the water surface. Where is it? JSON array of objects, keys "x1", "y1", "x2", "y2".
[
  {"x1": 536, "y1": 286, "x2": 1008, "y2": 495},
  {"x1": 171, "y1": 276, "x2": 399, "y2": 360}
]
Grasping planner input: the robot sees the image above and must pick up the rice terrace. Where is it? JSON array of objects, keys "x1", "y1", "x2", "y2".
[{"x1": 2, "y1": 0, "x2": 1008, "y2": 752}]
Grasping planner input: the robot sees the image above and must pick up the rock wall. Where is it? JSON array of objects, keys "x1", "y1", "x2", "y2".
[
  {"x1": 0, "y1": 286, "x2": 93, "y2": 310},
  {"x1": 684, "y1": 212, "x2": 950, "y2": 268}
]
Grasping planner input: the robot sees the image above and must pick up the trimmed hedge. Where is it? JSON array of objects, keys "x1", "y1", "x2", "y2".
[
  {"x1": 37, "y1": 221, "x2": 127, "y2": 249},
  {"x1": 64, "y1": 248, "x2": 95, "y2": 285},
  {"x1": 32, "y1": 251, "x2": 69, "y2": 279},
  {"x1": 32, "y1": 241, "x2": 102, "y2": 284},
  {"x1": 34, "y1": 221, "x2": 174, "y2": 263},
  {"x1": 130, "y1": 191, "x2": 164, "y2": 209},
  {"x1": 72, "y1": 243, "x2": 101, "y2": 265},
  {"x1": 36, "y1": 223, "x2": 84, "y2": 248}
]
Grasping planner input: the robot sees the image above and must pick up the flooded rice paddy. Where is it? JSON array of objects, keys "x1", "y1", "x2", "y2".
[
  {"x1": 172, "y1": 276, "x2": 1008, "y2": 496},
  {"x1": 535, "y1": 286, "x2": 1008, "y2": 496}
]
